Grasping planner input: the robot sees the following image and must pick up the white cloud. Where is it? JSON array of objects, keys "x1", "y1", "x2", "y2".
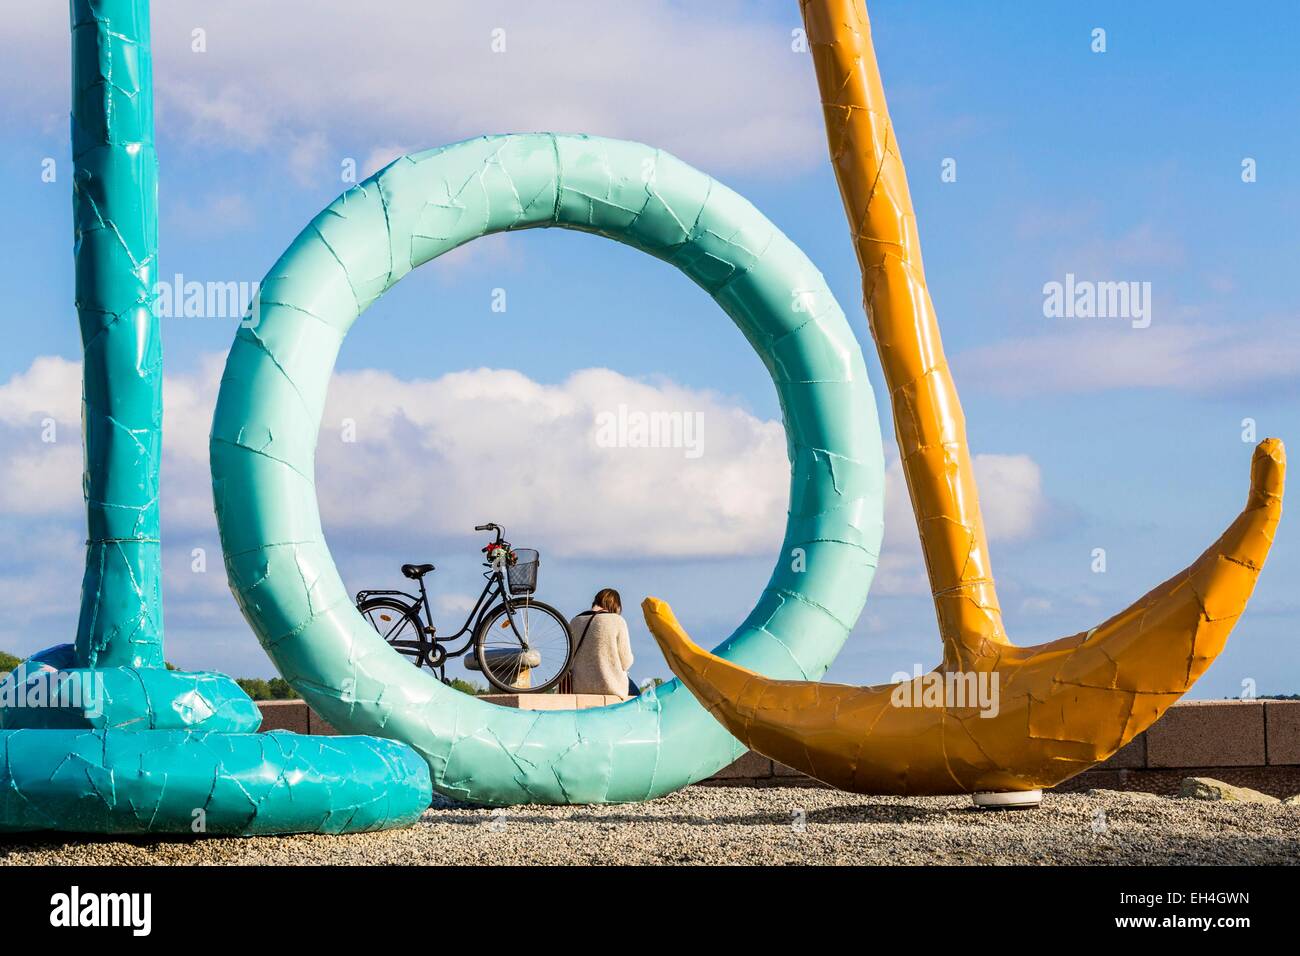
[
  {"x1": 0, "y1": 355, "x2": 1051, "y2": 664},
  {"x1": 0, "y1": 355, "x2": 788, "y2": 560},
  {"x1": 0, "y1": 1, "x2": 822, "y2": 180},
  {"x1": 956, "y1": 319, "x2": 1300, "y2": 396},
  {"x1": 973, "y1": 453, "x2": 1045, "y2": 542},
  {"x1": 0, "y1": 354, "x2": 1049, "y2": 593},
  {"x1": 0, "y1": 356, "x2": 81, "y2": 426},
  {"x1": 435, "y1": 593, "x2": 477, "y2": 617},
  {"x1": 314, "y1": 366, "x2": 789, "y2": 559},
  {"x1": 0, "y1": 444, "x2": 82, "y2": 516},
  {"x1": 0, "y1": 354, "x2": 791, "y2": 660},
  {"x1": 0, "y1": 356, "x2": 85, "y2": 515},
  {"x1": 286, "y1": 132, "x2": 331, "y2": 187},
  {"x1": 361, "y1": 144, "x2": 416, "y2": 180},
  {"x1": 874, "y1": 450, "x2": 1047, "y2": 596}
]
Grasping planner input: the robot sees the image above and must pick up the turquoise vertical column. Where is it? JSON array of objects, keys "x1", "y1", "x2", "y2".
[
  {"x1": 71, "y1": 0, "x2": 163, "y2": 669},
  {"x1": 0, "y1": 0, "x2": 433, "y2": 836}
]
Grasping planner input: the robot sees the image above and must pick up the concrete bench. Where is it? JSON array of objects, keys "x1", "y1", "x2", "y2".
[{"x1": 480, "y1": 693, "x2": 629, "y2": 710}]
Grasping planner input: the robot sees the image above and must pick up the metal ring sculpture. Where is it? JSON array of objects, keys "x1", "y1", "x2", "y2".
[{"x1": 210, "y1": 133, "x2": 886, "y2": 806}]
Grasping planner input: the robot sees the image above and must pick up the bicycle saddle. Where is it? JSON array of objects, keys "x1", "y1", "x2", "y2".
[{"x1": 401, "y1": 563, "x2": 435, "y2": 579}]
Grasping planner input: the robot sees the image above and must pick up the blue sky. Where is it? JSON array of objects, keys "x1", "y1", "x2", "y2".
[{"x1": 0, "y1": 0, "x2": 1295, "y2": 697}]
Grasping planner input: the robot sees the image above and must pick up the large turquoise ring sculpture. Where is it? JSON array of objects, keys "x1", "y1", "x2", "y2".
[{"x1": 211, "y1": 134, "x2": 886, "y2": 806}]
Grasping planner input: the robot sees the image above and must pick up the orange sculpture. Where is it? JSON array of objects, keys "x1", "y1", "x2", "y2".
[{"x1": 642, "y1": 0, "x2": 1286, "y2": 796}]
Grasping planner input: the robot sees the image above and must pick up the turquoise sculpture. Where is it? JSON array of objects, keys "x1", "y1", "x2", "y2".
[
  {"x1": 0, "y1": 0, "x2": 431, "y2": 835},
  {"x1": 211, "y1": 134, "x2": 886, "y2": 806}
]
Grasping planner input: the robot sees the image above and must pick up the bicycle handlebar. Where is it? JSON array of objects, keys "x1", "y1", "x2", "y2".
[{"x1": 476, "y1": 523, "x2": 505, "y2": 545}]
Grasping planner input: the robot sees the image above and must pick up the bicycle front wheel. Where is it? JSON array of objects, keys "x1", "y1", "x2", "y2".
[{"x1": 474, "y1": 599, "x2": 573, "y2": 694}]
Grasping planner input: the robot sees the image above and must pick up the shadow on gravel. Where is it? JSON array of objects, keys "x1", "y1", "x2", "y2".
[
  {"x1": 430, "y1": 803, "x2": 974, "y2": 828},
  {"x1": 430, "y1": 812, "x2": 785, "y2": 826},
  {"x1": 0, "y1": 831, "x2": 211, "y2": 857},
  {"x1": 803, "y1": 803, "x2": 974, "y2": 824}
]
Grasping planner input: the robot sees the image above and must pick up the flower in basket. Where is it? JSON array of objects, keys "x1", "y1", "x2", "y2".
[{"x1": 485, "y1": 543, "x2": 517, "y2": 567}]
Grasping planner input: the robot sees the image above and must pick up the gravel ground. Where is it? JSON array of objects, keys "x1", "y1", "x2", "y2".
[{"x1": 2, "y1": 787, "x2": 1297, "y2": 865}]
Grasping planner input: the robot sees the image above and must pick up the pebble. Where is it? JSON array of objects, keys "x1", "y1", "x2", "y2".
[{"x1": 2, "y1": 787, "x2": 1297, "y2": 865}]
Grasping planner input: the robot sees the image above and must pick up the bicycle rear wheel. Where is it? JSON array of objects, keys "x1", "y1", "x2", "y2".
[
  {"x1": 358, "y1": 597, "x2": 430, "y2": 668},
  {"x1": 474, "y1": 599, "x2": 573, "y2": 694}
]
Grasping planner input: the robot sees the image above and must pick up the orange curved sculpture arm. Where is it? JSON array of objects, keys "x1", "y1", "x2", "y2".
[
  {"x1": 643, "y1": 0, "x2": 1286, "y2": 795},
  {"x1": 647, "y1": 440, "x2": 1282, "y2": 793},
  {"x1": 803, "y1": 0, "x2": 1005, "y2": 671}
]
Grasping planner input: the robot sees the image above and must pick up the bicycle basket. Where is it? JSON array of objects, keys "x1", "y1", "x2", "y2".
[{"x1": 507, "y1": 549, "x2": 539, "y2": 594}]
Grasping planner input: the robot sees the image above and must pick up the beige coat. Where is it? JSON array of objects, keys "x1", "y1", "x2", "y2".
[{"x1": 568, "y1": 609, "x2": 634, "y2": 697}]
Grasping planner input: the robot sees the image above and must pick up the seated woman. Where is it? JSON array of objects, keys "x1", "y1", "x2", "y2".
[{"x1": 568, "y1": 588, "x2": 636, "y2": 698}]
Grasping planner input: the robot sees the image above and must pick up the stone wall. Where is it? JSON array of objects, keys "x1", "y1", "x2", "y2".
[{"x1": 255, "y1": 698, "x2": 1300, "y2": 797}]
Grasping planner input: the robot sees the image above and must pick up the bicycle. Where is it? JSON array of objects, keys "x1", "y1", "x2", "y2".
[{"x1": 355, "y1": 523, "x2": 574, "y2": 694}]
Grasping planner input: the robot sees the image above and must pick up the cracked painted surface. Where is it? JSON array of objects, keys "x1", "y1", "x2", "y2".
[
  {"x1": 0, "y1": 645, "x2": 261, "y2": 732},
  {"x1": 0, "y1": 727, "x2": 429, "y2": 835},
  {"x1": 645, "y1": 0, "x2": 1286, "y2": 795},
  {"x1": 0, "y1": 0, "x2": 432, "y2": 835},
  {"x1": 210, "y1": 133, "x2": 885, "y2": 806},
  {"x1": 71, "y1": 0, "x2": 163, "y2": 670}
]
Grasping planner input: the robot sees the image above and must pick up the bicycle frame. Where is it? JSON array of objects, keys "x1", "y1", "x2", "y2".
[{"x1": 356, "y1": 561, "x2": 533, "y2": 679}]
